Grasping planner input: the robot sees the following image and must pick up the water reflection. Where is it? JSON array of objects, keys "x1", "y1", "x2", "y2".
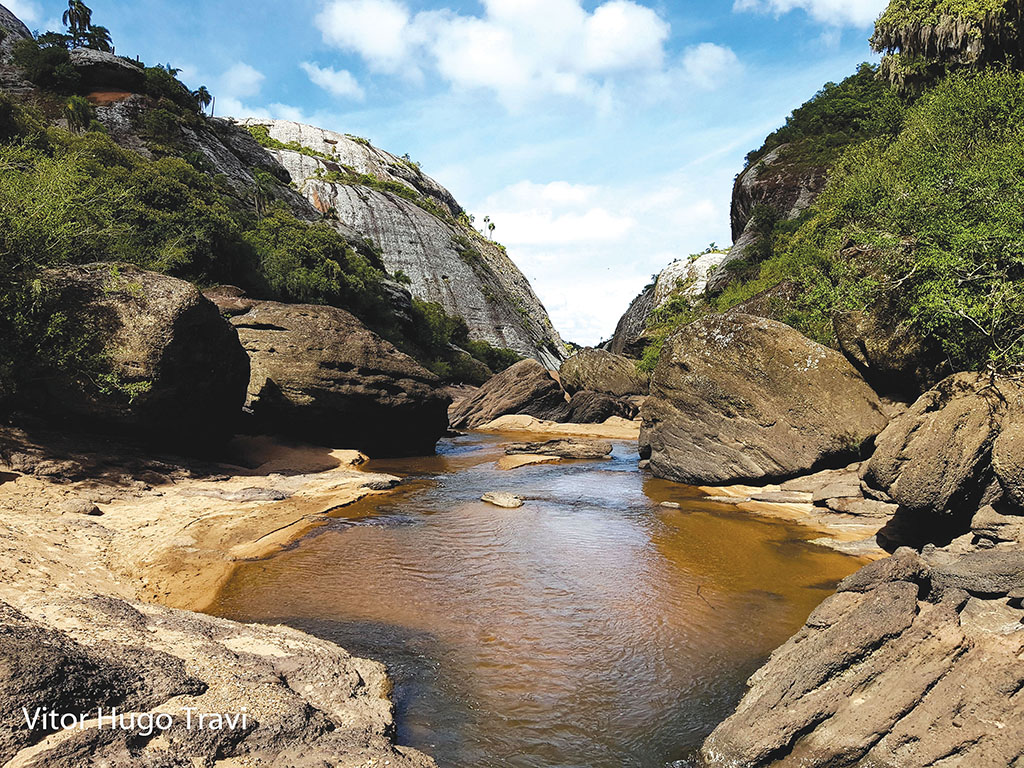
[{"x1": 210, "y1": 433, "x2": 862, "y2": 768}]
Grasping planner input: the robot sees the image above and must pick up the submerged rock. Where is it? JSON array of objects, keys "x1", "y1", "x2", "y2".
[
  {"x1": 639, "y1": 313, "x2": 888, "y2": 485},
  {"x1": 559, "y1": 348, "x2": 648, "y2": 397},
  {"x1": 504, "y1": 439, "x2": 613, "y2": 459},
  {"x1": 449, "y1": 359, "x2": 569, "y2": 429},
  {"x1": 227, "y1": 300, "x2": 451, "y2": 456},
  {"x1": 31, "y1": 264, "x2": 250, "y2": 444}
]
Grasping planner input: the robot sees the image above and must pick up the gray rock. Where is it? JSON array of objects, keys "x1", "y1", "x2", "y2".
[
  {"x1": 810, "y1": 477, "x2": 862, "y2": 504},
  {"x1": 928, "y1": 550, "x2": 1024, "y2": 597},
  {"x1": 606, "y1": 282, "x2": 655, "y2": 358},
  {"x1": 823, "y1": 496, "x2": 898, "y2": 518},
  {"x1": 449, "y1": 359, "x2": 569, "y2": 429},
  {"x1": 481, "y1": 492, "x2": 523, "y2": 509},
  {"x1": 565, "y1": 390, "x2": 638, "y2": 424},
  {"x1": 33, "y1": 264, "x2": 250, "y2": 444},
  {"x1": 0, "y1": 3, "x2": 31, "y2": 60},
  {"x1": 559, "y1": 348, "x2": 648, "y2": 397},
  {"x1": 779, "y1": 464, "x2": 862, "y2": 493},
  {"x1": 240, "y1": 120, "x2": 565, "y2": 367},
  {"x1": 748, "y1": 491, "x2": 812, "y2": 504},
  {"x1": 863, "y1": 373, "x2": 1024, "y2": 524},
  {"x1": 54, "y1": 498, "x2": 103, "y2": 516},
  {"x1": 231, "y1": 301, "x2": 451, "y2": 456},
  {"x1": 837, "y1": 548, "x2": 930, "y2": 593},
  {"x1": 971, "y1": 504, "x2": 1024, "y2": 546},
  {"x1": 639, "y1": 313, "x2": 888, "y2": 485},
  {"x1": 504, "y1": 439, "x2": 612, "y2": 459},
  {"x1": 993, "y1": 421, "x2": 1024, "y2": 511}
]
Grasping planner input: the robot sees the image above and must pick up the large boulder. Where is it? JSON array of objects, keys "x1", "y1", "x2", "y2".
[
  {"x1": 565, "y1": 390, "x2": 638, "y2": 424},
  {"x1": 606, "y1": 281, "x2": 655, "y2": 358},
  {"x1": 449, "y1": 359, "x2": 568, "y2": 429},
  {"x1": 702, "y1": 549, "x2": 1024, "y2": 768},
  {"x1": 559, "y1": 348, "x2": 648, "y2": 397},
  {"x1": 32, "y1": 264, "x2": 250, "y2": 443},
  {"x1": 863, "y1": 374, "x2": 1024, "y2": 527},
  {"x1": 224, "y1": 300, "x2": 451, "y2": 456},
  {"x1": 639, "y1": 313, "x2": 888, "y2": 485}
]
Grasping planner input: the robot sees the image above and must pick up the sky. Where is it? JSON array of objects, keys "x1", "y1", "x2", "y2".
[{"x1": 10, "y1": 0, "x2": 890, "y2": 345}]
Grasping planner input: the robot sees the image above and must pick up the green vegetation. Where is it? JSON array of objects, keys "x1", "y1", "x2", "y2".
[
  {"x1": 745, "y1": 63, "x2": 905, "y2": 168},
  {"x1": 720, "y1": 69, "x2": 1024, "y2": 372},
  {"x1": 872, "y1": 0, "x2": 1024, "y2": 91}
]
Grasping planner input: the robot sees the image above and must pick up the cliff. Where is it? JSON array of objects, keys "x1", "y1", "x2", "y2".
[{"x1": 241, "y1": 120, "x2": 566, "y2": 368}]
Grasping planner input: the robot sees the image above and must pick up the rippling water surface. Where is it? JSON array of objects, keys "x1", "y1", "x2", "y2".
[{"x1": 209, "y1": 433, "x2": 862, "y2": 768}]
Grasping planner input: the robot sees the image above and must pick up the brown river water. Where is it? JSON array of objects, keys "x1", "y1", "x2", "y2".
[{"x1": 209, "y1": 433, "x2": 863, "y2": 768}]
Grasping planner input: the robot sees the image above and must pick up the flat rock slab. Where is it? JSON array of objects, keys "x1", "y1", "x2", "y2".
[
  {"x1": 749, "y1": 491, "x2": 813, "y2": 504},
  {"x1": 497, "y1": 454, "x2": 559, "y2": 471},
  {"x1": 481, "y1": 492, "x2": 524, "y2": 509},
  {"x1": 928, "y1": 550, "x2": 1024, "y2": 597},
  {"x1": 504, "y1": 439, "x2": 613, "y2": 459}
]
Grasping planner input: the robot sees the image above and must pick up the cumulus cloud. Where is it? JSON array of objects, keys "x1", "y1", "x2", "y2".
[
  {"x1": 301, "y1": 62, "x2": 365, "y2": 99},
  {"x1": 313, "y1": 0, "x2": 713, "y2": 106},
  {"x1": 733, "y1": 0, "x2": 887, "y2": 27},
  {"x1": 5, "y1": 0, "x2": 41, "y2": 25},
  {"x1": 679, "y1": 43, "x2": 741, "y2": 89},
  {"x1": 219, "y1": 62, "x2": 265, "y2": 99}
]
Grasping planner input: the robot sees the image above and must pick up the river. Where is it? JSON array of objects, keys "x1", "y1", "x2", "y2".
[{"x1": 209, "y1": 432, "x2": 863, "y2": 768}]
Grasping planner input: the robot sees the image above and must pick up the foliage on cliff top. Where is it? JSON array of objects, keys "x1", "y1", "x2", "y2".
[
  {"x1": 744, "y1": 64, "x2": 905, "y2": 169},
  {"x1": 722, "y1": 68, "x2": 1024, "y2": 374},
  {"x1": 872, "y1": 0, "x2": 1024, "y2": 90}
]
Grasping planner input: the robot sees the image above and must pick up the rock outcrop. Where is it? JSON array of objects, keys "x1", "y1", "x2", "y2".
[
  {"x1": 565, "y1": 390, "x2": 638, "y2": 423},
  {"x1": 239, "y1": 120, "x2": 565, "y2": 367},
  {"x1": 68, "y1": 48, "x2": 145, "y2": 92},
  {"x1": 708, "y1": 145, "x2": 826, "y2": 293},
  {"x1": 30, "y1": 264, "x2": 250, "y2": 443},
  {"x1": 504, "y1": 439, "x2": 613, "y2": 459},
  {"x1": 607, "y1": 281, "x2": 655, "y2": 357},
  {"x1": 702, "y1": 547, "x2": 1024, "y2": 768},
  {"x1": 862, "y1": 373, "x2": 1024, "y2": 538},
  {"x1": 219, "y1": 299, "x2": 451, "y2": 456},
  {"x1": 559, "y1": 348, "x2": 648, "y2": 397},
  {"x1": 449, "y1": 359, "x2": 569, "y2": 429},
  {"x1": 640, "y1": 313, "x2": 888, "y2": 484},
  {"x1": 0, "y1": 3, "x2": 30, "y2": 60}
]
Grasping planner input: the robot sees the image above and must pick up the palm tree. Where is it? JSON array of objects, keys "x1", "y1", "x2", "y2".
[
  {"x1": 64, "y1": 95, "x2": 93, "y2": 132},
  {"x1": 62, "y1": 0, "x2": 93, "y2": 46},
  {"x1": 84, "y1": 25, "x2": 112, "y2": 52},
  {"x1": 488, "y1": 221, "x2": 496, "y2": 239},
  {"x1": 161, "y1": 63, "x2": 181, "y2": 76},
  {"x1": 193, "y1": 86, "x2": 212, "y2": 114}
]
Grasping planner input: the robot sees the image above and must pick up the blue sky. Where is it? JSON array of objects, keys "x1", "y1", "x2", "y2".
[{"x1": 10, "y1": 0, "x2": 889, "y2": 344}]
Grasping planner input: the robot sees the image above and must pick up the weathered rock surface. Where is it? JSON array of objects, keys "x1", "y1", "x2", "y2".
[
  {"x1": 640, "y1": 314, "x2": 888, "y2": 485},
  {"x1": 223, "y1": 300, "x2": 451, "y2": 456},
  {"x1": 481, "y1": 492, "x2": 524, "y2": 509},
  {"x1": 449, "y1": 359, "x2": 568, "y2": 429},
  {"x1": 69, "y1": 47, "x2": 145, "y2": 92},
  {"x1": 708, "y1": 145, "x2": 826, "y2": 293},
  {"x1": 834, "y1": 288, "x2": 947, "y2": 397},
  {"x1": 702, "y1": 546, "x2": 1024, "y2": 768},
  {"x1": 559, "y1": 348, "x2": 648, "y2": 397},
  {"x1": 993, "y1": 421, "x2": 1024, "y2": 509},
  {"x1": 504, "y1": 439, "x2": 613, "y2": 459},
  {"x1": 972, "y1": 504, "x2": 1024, "y2": 547},
  {"x1": 32, "y1": 264, "x2": 250, "y2": 443},
  {"x1": 863, "y1": 373, "x2": 1024, "y2": 529},
  {"x1": 565, "y1": 390, "x2": 638, "y2": 424},
  {"x1": 606, "y1": 282, "x2": 655, "y2": 358},
  {"x1": 0, "y1": 3, "x2": 30, "y2": 60},
  {"x1": 239, "y1": 120, "x2": 565, "y2": 367}
]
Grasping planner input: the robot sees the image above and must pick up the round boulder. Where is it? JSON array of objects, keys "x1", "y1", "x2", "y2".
[
  {"x1": 449, "y1": 359, "x2": 569, "y2": 429},
  {"x1": 639, "y1": 313, "x2": 888, "y2": 485},
  {"x1": 559, "y1": 348, "x2": 649, "y2": 397},
  {"x1": 35, "y1": 264, "x2": 250, "y2": 443},
  {"x1": 228, "y1": 301, "x2": 452, "y2": 457}
]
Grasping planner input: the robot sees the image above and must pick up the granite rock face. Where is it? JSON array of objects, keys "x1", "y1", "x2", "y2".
[
  {"x1": 606, "y1": 282, "x2": 655, "y2": 358},
  {"x1": 239, "y1": 120, "x2": 565, "y2": 367},
  {"x1": 559, "y1": 348, "x2": 648, "y2": 397},
  {"x1": 68, "y1": 48, "x2": 145, "y2": 92},
  {"x1": 449, "y1": 359, "x2": 569, "y2": 429},
  {"x1": 640, "y1": 313, "x2": 888, "y2": 485},
  {"x1": 222, "y1": 300, "x2": 451, "y2": 456},
  {"x1": 0, "y1": 3, "x2": 30, "y2": 60},
  {"x1": 708, "y1": 145, "x2": 826, "y2": 293},
  {"x1": 32, "y1": 264, "x2": 250, "y2": 443}
]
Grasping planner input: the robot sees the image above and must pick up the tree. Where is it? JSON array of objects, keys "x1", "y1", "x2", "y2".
[
  {"x1": 62, "y1": 0, "x2": 93, "y2": 46},
  {"x1": 193, "y1": 86, "x2": 212, "y2": 114},
  {"x1": 83, "y1": 25, "x2": 112, "y2": 52},
  {"x1": 64, "y1": 95, "x2": 93, "y2": 132},
  {"x1": 488, "y1": 221, "x2": 496, "y2": 239},
  {"x1": 160, "y1": 63, "x2": 181, "y2": 76},
  {"x1": 872, "y1": 0, "x2": 1024, "y2": 92}
]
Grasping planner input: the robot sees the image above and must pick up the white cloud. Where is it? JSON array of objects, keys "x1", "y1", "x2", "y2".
[
  {"x1": 5, "y1": 0, "x2": 41, "y2": 25},
  {"x1": 301, "y1": 62, "x2": 365, "y2": 99},
  {"x1": 679, "y1": 43, "x2": 741, "y2": 90},
  {"x1": 219, "y1": 62, "x2": 265, "y2": 99},
  {"x1": 734, "y1": 0, "x2": 887, "y2": 27},
  {"x1": 315, "y1": 0, "x2": 682, "y2": 106}
]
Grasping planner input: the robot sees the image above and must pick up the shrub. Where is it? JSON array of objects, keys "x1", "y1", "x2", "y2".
[{"x1": 12, "y1": 38, "x2": 80, "y2": 93}]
